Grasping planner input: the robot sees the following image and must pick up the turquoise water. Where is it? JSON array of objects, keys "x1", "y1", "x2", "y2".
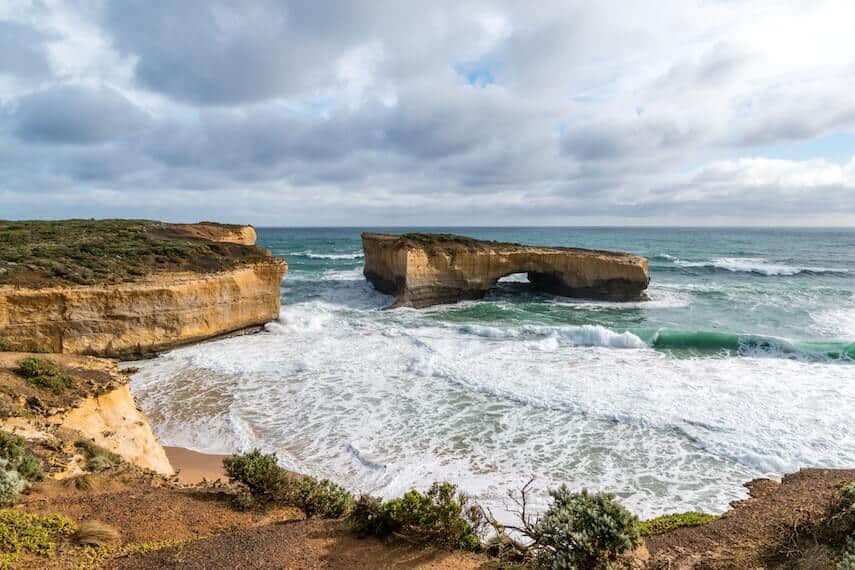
[{"x1": 132, "y1": 227, "x2": 855, "y2": 519}]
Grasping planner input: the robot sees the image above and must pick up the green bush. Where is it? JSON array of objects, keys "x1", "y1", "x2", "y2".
[
  {"x1": 15, "y1": 358, "x2": 72, "y2": 394},
  {"x1": 294, "y1": 477, "x2": 354, "y2": 518},
  {"x1": 0, "y1": 431, "x2": 43, "y2": 482},
  {"x1": 0, "y1": 339, "x2": 9, "y2": 352},
  {"x1": 350, "y1": 482, "x2": 483, "y2": 551},
  {"x1": 74, "y1": 439, "x2": 122, "y2": 472},
  {"x1": 639, "y1": 511, "x2": 719, "y2": 536},
  {"x1": 532, "y1": 486, "x2": 641, "y2": 569},
  {"x1": 223, "y1": 450, "x2": 353, "y2": 518},
  {"x1": 223, "y1": 450, "x2": 289, "y2": 506},
  {"x1": 839, "y1": 537, "x2": 855, "y2": 570},
  {"x1": 0, "y1": 509, "x2": 76, "y2": 568}
]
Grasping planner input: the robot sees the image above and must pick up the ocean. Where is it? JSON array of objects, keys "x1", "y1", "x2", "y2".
[{"x1": 131, "y1": 227, "x2": 855, "y2": 518}]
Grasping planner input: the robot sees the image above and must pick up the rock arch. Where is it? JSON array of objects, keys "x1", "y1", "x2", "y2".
[{"x1": 361, "y1": 233, "x2": 650, "y2": 308}]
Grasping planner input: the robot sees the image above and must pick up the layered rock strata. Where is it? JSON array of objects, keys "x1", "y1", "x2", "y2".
[
  {"x1": 0, "y1": 352, "x2": 172, "y2": 475},
  {"x1": 362, "y1": 233, "x2": 649, "y2": 308},
  {"x1": 0, "y1": 261, "x2": 286, "y2": 358}
]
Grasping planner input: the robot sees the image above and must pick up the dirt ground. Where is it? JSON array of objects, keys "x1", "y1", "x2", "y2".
[{"x1": 646, "y1": 468, "x2": 855, "y2": 569}]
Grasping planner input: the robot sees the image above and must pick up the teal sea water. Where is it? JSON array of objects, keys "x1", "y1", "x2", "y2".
[{"x1": 132, "y1": 227, "x2": 855, "y2": 518}]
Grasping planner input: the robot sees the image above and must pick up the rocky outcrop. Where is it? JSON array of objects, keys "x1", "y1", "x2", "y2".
[
  {"x1": 0, "y1": 353, "x2": 172, "y2": 475},
  {"x1": 170, "y1": 222, "x2": 258, "y2": 246},
  {"x1": 0, "y1": 260, "x2": 286, "y2": 358},
  {"x1": 362, "y1": 233, "x2": 649, "y2": 308}
]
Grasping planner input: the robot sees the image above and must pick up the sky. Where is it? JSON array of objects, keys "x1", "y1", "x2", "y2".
[{"x1": 1, "y1": 0, "x2": 854, "y2": 226}]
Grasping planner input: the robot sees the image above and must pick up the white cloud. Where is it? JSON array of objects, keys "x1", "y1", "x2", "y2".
[{"x1": 0, "y1": 0, "x2": 853, "y2": 225}]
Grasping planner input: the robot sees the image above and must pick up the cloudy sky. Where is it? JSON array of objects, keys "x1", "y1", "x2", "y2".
[{"x1": 1, "y1": 0, "x2": 854, "y2": 226}]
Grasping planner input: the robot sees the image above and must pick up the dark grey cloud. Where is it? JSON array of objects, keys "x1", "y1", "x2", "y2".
[
  {"x1": 0, "y1": 21, "x2": 52, "y2": 79},
  {"x1": 12, "y1": 84, "x2": 150, "y2": 145}
]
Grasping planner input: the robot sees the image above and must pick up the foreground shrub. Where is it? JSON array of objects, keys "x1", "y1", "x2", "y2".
[
  {"x1": 639, "y1": 511, "x2": 720, "y2": 536},
  {"x1": 0, "y1": 466, "x2": 27, "y2": 507},
  {"x1": 483, "y1": 479, "x2": 641, "y2": 569},
  {"x1": 0, "y1": 509, "x2": 76, "y2": 568},
  {"x1": 74, "y1": 439, "x2": 122, "y2": 472},
  {"x1": 294, "y1": 476, "x2": 354, "y2": 518},
  {"x1": 533, "y1": 486, "x2": 641, "y2": 569},
  {"x1": 15, "y1": 358, "x2": 72, "y2": 394},
  {"x1": 0, "y1": 431, "x2": 43, "y2": 482},
  {"x1": 223, "y1": 450, "x2": 354, "y2": 517},
  {"x1": 223, "y1": 450, "x2": 289, "y2": 506},
  {"x1": 351, "y1": 482, "x2": 483, "y2": 551}
]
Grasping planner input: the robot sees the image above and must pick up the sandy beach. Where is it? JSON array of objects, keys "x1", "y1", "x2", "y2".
[{"x1": 165, "y1": 446, "x2": 230, "y2": 484}]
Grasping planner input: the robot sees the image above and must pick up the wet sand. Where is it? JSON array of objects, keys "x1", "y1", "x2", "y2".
[{"x1": 165, "y1": 446, "x2": 230, "y2": 484}]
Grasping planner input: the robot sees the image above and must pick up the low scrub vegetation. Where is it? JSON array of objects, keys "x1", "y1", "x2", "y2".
[
  {"x1": 223, "y1": 450, "x2": 353, "y2": 517},
  {"x1": 639, "y1": 511, "x2": 720, "y2": 536},
  {"x1": 0, "y1": 509, "x2": 76, "y2": 568},
  {"x1": 74, "y1": 439, "x2": 122, "y2": 472},
  {"x1": 351, "y1": 482, "x2": 483, "y2": 550},
  {"x1": 15, "y1": 357, "x2": 72, "y2": 394},
  {"x1": 225, "y1": 451, "x2": 647, "y2": 566},
  {"x1": 0, "y1": 430, "x2": 43, "y2": 505},
  {"x1": 0, "y1": 339, "x2": 9, "y2": 352},
  {"x1": 0, "y1": 219, "x2": 270, "y2": 288},
  {"x1": 482, "y1": 479, "x2": 641, "y2": 569}
]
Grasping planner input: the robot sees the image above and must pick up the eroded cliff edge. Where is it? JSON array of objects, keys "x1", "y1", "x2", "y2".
[
  {"x1": 0, "y1": 352, "x2": 172, "y2": 476},
  {"x1": 0, "y1": 220, "x2": 287, "y2": 357},
  {"x1": 362, "y1": 232, "x2": 650, "y2": 308}
]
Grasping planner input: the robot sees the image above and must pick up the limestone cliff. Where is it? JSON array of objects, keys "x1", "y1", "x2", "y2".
[
  {"x1": 0, "y1": 352, "x2": 172, "y2": 475},
  {"x1": 362, "y1": 233, "x2": 649, "y2": 308},
  {"x1": 0, "y1": 261, "x2": 286, "y2": 358},
  {"x1": 169, "y1": 222, "x2": 258, "y2": 246}
]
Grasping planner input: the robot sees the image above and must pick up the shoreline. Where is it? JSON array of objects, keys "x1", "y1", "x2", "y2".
[{"x1": 164, "y1": 446, "x2": 230, "y2": 484}]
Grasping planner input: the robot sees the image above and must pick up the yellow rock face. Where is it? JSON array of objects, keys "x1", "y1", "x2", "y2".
[
  {"x1": 169, "y1": 222, "x2": 258, "y2": 245},
  {"x1": 0, "y1": 260, "x2": 287, "y2": 357},
  {"x1": 362, "y1": 233, "x2": 649, "y2": 308},
  {"x1": 0, "y1": 353, "x2": 172, "y2": 475}
]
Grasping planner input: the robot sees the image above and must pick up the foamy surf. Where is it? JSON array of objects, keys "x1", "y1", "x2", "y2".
[{"x1": 131, "y1": 227, "x2": 855, "y2": 521}]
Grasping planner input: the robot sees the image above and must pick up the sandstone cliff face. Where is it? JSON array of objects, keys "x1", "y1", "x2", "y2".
[
  {"x1": 363, "y1": 233, "x2": 649, "y2": 308},
  {"x1": 0, "y1": 353, "x2": 172, "y2": 475},
  {"x1": 170, "y1": 223, "x2": 258, "y2": 246},
  {"x1": 0, "y1": 260, "x2": 287, "y2": 357}
]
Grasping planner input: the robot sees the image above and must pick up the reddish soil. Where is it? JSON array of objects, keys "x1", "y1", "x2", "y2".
[{"x1": 646, "y1": 468, "x2": 855, "y2": 569}]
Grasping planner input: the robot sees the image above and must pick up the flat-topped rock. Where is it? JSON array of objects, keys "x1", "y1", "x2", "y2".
[
  {"x1": 0, "y1": 220, "x2": 286, "y2": 357},
  {"x1": 362, "y1": 233, "x2": 649, "y2": 308}
]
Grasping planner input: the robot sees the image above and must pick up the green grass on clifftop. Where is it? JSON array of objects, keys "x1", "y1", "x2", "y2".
[{"x1": 0, "y1": 219, "x2": 271, "y2": 288}]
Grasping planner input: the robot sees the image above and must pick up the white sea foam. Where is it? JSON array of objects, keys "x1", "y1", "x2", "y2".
[
  {"x1": 290, "y1": 250, "x2": 364, "y2": 260},
  {"x1": 810, "y1": 308, "x2": 855, "y2": 340},
  {"x1": 132, "y1": 284, "x2": 855, "y2": 519},
  {"x1": 673, "y1": 257, "x2": 847, "y2": 276}
]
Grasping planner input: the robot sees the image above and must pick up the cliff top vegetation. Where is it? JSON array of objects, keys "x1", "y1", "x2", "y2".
[{"x1": 0, "y1": 219, "x2": 272, "y2": 288}]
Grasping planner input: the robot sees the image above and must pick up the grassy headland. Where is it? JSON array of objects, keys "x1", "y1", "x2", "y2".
[{"x1": 0, "y1": 219, "x2": 270, "y2": 288}]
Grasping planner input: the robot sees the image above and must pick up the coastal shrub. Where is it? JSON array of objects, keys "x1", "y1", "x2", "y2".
[
  {"x1": 74, "y1": 520, "x2": 121, "y2": 547},
  {"x1": 74, "y1": 439, "x2": 122, "y2": 472},
  {"x1": 0, "y1": 339, "x2": 9, "y2": 351},
  {"x1": 0, "y1": 466, "x2": 27, "y2": 507},
  {"x1": 0, "y1": 431, "x2": 43, "y2": 482},
  {"x1": 294, "y1": 477, "x2": 354, "y2": 518},
  {"x1": 639, "y1": 511, "x2": 720, "y2": 536},
  {"x1": 532, "y1": 486, "x2": 641, "y2": 569},
  {"x1": 223, "y1": 450, "x2": 354, "y2": 517},
  {"x1": 351, "y1": 482, "x2": 483, "y2": 551},
  {"x1": 15, "y1": 357, "x2": 72, "y2": 394},
  {"x1": 482, "y1": 480, "x2": 640, "y2": 569},
  {"x1": 223, "y1": 449, "x2": 289, "y2": 506},
  {"x1": 0, "y1": 509, "x2": 76, "y2": 568}
]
